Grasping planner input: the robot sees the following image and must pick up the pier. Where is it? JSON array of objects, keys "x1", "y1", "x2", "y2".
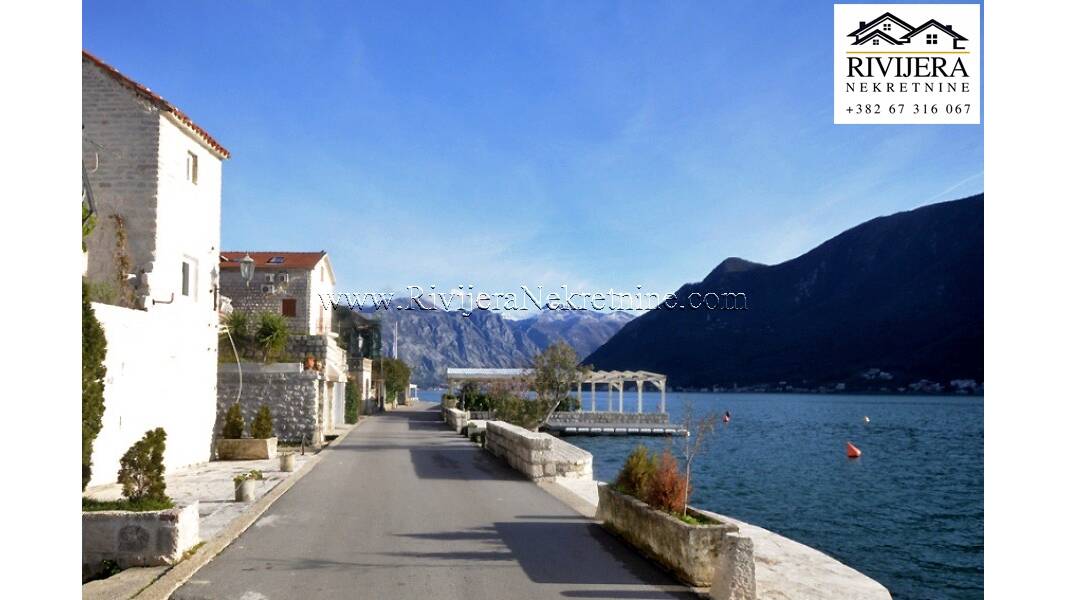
[{"x1": 446, "y1": 368, "x2": 688, "y2": 436}]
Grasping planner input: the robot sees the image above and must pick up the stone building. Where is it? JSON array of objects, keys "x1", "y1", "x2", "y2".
[
  {"x1": 82, "y1": 50, "x2": 230, "y2": 485},
  {"x1": 217, "y1": 251, "x2": 349, "y2": 444}
]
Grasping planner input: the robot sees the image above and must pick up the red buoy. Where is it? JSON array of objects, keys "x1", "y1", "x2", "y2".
[{"x1": 846, "y1": 441, "x2": 862, "y2": 458}]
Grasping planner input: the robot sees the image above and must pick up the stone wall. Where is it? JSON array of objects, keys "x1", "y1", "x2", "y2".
[
  {"x1": 596, "y1": 485, "x2": 755, "y2": 599},
  {"x1": 485, "y1": 421, "x2": 593, "y2": 481},
  {"x1": 547, "y1": 411, "x2": 670, "y2": 425},
  {"x1": 443, "y1": 407, "x2": 469, "y2": 433},
  {"x1": 220, "y1": 266, "x2": 314, "y2": 335},
  {"x1": 83, "y1": 55, "x2": 161, "y2": 290},
  {"x1": 217, "y1": 368, "x2": 323, "y2": 446}
]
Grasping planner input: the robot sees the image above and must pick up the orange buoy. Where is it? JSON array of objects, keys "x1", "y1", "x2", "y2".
[{"x1": 846, "y1": 441, "x2": 862, "y2": 458}]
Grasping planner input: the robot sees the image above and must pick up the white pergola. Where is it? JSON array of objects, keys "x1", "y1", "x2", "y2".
[
  {"x1": 445, "y1": 368, "x2": 668, "y2": 414},
  {"x1": 578, "y1": 370, "x2": 668, "y2": 414}
]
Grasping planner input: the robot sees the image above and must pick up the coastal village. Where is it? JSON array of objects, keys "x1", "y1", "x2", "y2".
[{"x1": 80, "y1": 49, "x2": 898, "y2": 600}]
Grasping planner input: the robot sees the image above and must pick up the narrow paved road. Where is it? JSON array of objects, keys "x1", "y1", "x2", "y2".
[{"x1": 174, "y1": 405, "x2": 695, "y2": 600}]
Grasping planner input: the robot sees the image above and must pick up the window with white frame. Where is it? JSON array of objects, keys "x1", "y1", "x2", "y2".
[{"x1": 186, "y1": 151, "x2": 199, "y2": 184}]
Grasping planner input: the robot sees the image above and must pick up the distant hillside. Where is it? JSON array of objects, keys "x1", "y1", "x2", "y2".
[
  {"x1": 509, "y1": 310, "x2": 634, "y2": 360},
  {"x1": 368, "y1": 307, "x2": 632, "y2": 387},
  {"x1": 584, "y1": 195, "x2": 984, "y2": 393}
]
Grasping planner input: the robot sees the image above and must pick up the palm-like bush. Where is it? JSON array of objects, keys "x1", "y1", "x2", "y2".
[{"x1": 255, "y1": 313, "x2": 289, "y2": 361}]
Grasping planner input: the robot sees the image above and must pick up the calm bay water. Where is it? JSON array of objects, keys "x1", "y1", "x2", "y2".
[
  {"x1": 426, "y1": 390, "x2": 983, "y2": 599},
  {"x1": 564, "y1": 392, "x2": 984, "y2": 600}
]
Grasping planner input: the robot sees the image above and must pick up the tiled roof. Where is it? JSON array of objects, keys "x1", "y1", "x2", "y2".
[
  {"x1": 83, "y1": 50, "x2": 231, "y2": 158},
  {"x1": 220, "y1": 251, "x2": 328, "y2": 270}
]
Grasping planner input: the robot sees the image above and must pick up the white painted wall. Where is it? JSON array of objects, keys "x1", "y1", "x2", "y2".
[
  {"x1": 83, "y1": 58, "x2": 225, "y2": 487},
  {"x1": 308, "y1": 257, "x2": 336, "y2": 335},
  {"x1": 89, "y1": 303, "x2": 217, "y2": 486}
]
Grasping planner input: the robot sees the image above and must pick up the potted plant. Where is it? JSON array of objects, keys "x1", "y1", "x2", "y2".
[
  {"x1": 82, "y1": 429, "x2": 201, "y2": 581},
  {"x1": 233, "y1": 469, "x2": 264, "y2": 502},
  {"x1": 596, "y1": 446, "x2": 755, "y2": 598},
  {"x1": 304, "y1": 354, "x2": 315, "y2": 370},
  {"x1": 215, "y1": 404, "x2": 278, "y2": 460}
]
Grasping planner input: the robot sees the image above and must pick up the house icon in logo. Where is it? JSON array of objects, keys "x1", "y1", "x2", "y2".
[{"x1": 848, "y1": 12, "x2": 968, "y2": 50}]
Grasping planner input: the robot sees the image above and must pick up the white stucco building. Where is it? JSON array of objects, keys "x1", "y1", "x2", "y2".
[{"x1": 83, "y1": 50, "x2": 230, "y2": 486}]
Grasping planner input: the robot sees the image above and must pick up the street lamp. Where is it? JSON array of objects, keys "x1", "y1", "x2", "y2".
[{"x1": 239, "y1": 253, "x2": 255, "y2": 287}]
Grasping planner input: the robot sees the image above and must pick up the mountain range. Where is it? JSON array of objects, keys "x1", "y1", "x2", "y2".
[
  {"x1": 369, "y1": 306, "x2": 633, "y2": 386},
  {"x1": 585, "y1": 195, "x2": 984, "y2": 393}
]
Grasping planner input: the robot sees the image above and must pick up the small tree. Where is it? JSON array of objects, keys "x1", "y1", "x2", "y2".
[
  {"x1": 676, "y1": 399, "x2": 716, "y2": 507},
  {"x1": 250, "y1": 405, "x2": 274, "y2": 439},
  {"x1": 376, "y1": 357, "x2": 411, "y2": 403},
  {"x1": 82, "y1": 281, "x2": 108, "y2": 490},
  {"x1": 222, "y1": 404, "x2": 244, "y2": 439},
  {"x1": 529, "y1": 341, "x2": 588, "y2": 429},
  {"x1": 255, "y1": 313, "x2": 289, "y2": 361},
  {"x1": 117, "y1": 428, "x2": 169, "y2": 503},
  {"x1": 344, "y1": 382, "x2": 361, "y2": 424}
]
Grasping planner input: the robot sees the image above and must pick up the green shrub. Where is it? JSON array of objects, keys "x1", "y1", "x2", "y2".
[
  {"x1": 441, "y1": 394, "x2": 458, "y2": 409},
  {"x1": 83, "y1": 280, "x2": 107, "y2": 490},
  {"x1": 233, "y1": 469, "x2": 264, "y2": 485},
  {"x1": 117, "y1": 428, "x2": 169, "y2": 503},
  {"x1": 614, "y1": 445, "x2": 657, "y2": 500},
  {"x1": 255, "y1": 313, "x2": 289, "y2": 361},
  {"x1": 344, "y1": 383, "x2": 361, "y2": 424},
  {"x1": 222, "y1": 404, "x2": 244, "y2": 439},
  {"x1": 250, "y1": 405, "x2": 274, "y2": 439}
]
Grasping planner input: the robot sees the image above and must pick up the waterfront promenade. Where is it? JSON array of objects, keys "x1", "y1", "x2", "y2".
[{"x1": 173, "y1": 405, "x2": 696, "y2": 599}]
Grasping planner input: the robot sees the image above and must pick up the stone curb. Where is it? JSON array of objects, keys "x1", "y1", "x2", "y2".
[{"x1": 130, "y1": 418, "x2": 368, "y2": 600}]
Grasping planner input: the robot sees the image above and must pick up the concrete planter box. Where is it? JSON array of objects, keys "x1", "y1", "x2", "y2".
[
  {"x1": 82, "y1": 501, "x2": 200, "y2": 581},
  {"x1": 215, "y1": 437, "x2": 278, "y2": 460},
  {"x1": 596, "y1": 485, "x2": 755, "y2": 599}
]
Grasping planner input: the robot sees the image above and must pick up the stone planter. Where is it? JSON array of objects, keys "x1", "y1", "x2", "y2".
[
  {"x1": 234, "y1": 479, "x2": 257, "y2": 502},
  {"x1": 596, "y1": 485, "x2": 756, "y2": 599},
  {"x1": 215, "y1": 437, "x2": 278, "y2": 460},
  {"x1": 279, "y1": 452, "x2": 296, "y2": 472},
  {"x1": 82, "y1": 501, "x2": 200, "y2": 582}
]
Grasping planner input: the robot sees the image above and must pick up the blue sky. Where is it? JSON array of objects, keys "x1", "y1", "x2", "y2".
[{"x1": 84, "y1": 0, "x2": 983, "y2": 300}]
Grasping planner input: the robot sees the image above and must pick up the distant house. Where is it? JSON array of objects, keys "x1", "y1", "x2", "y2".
[
  {"x1": 82, "y1": 50, "x2": 230, "y2": 486},
  {"x1": 219, "y1": 251, "x2": 336, "y2": 335},
  {"x1": 218, "y1": 251, "x2": 349, "y2": 442}
]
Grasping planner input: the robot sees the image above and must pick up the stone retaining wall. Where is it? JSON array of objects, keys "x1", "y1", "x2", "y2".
[
  {"x1": 217, "y1": 369, "x2": 322, "y2": 446},
  {"x1": 443, "y1": 407, "x2": 469, "y2": 433},
  {"x1": 548, "y1": 411, "x2": 670, "y2": 425},
  {"x1": 485, "y1": 421, "x2": 593, "y2": 481},
  {"x1": 596, "y1": 485, "x2": 755, "y2": 599}
]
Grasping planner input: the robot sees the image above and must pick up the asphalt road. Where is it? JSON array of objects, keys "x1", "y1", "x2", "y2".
[{"x1": 173, "y1": 405, "x2": 696, "y2": 600}]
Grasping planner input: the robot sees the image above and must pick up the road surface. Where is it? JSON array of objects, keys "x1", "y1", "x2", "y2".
[{"x1": 174, "y1": 404, "x2": 695, "y2": 600}]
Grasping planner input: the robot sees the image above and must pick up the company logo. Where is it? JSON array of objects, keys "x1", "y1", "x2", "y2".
[
  {"x1": 834, "y1": 4, "x2": 981, "y2": 125},
  {"x1": 849, "y1": 13, "x2": 967, "y2": 50}
]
